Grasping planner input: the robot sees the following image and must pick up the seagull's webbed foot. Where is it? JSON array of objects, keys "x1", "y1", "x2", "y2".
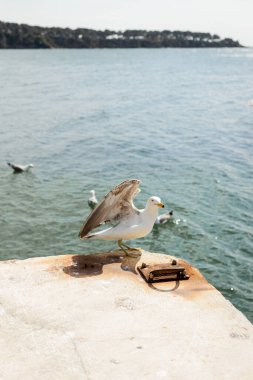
[{"x1": 118, "y1": 240, "x2": 142, "y2": 257}]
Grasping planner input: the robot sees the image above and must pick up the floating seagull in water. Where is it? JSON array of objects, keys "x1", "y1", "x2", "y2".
[
  {"x1": 79, "y1": 179, "x2": 164, "y2": 256},
  {"x1": 155, "y1": 210, "x2": 173, "y2": 225},
  {"x1": 7, "y1": 162, "x2": 34, "y2": 173},
  {"x1": 88, "y1": 190, "x2": 98, "y2": 209}
]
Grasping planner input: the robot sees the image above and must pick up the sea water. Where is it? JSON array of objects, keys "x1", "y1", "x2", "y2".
[{"x1": 0, "y1": 48, "x2": 252, "y2": 322}]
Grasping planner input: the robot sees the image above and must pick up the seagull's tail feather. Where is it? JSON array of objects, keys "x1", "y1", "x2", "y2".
[
  {"x1": 79, "y1": 233, "x2": 96, "y2": 240},
  {"x1": 86, "y1": 234, "x2": 95, "y2": 239},
  {"x1": 79, "y1": 228, "x2": 110, "y2": 240}
]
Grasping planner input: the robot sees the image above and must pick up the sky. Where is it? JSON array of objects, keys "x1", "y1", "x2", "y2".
[{"x1": 0, "y1": 0, "x2": 253, "y2": 46}]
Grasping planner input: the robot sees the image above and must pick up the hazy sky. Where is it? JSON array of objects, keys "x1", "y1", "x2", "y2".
[{"x1": 1, "y1": 0, "x2": 253, "y2": 46}]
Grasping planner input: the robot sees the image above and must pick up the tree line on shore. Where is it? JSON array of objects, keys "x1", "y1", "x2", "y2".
[{"x1": 0, "y1": 21, "x2": 242, "y2": 48}]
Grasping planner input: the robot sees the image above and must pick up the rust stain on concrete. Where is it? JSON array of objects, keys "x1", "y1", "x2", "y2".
[
  {"x1": 144, "y1": 260, "x2": 213, "y2": 299},
  {"x1": 39, "y1": 250, "x2": 213, "y2": 300}
]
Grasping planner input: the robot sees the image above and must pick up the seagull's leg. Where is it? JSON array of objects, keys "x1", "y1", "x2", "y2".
[
  {"x1": 121, "y1": 242, "x2": 140, "y2": 252},
  {"x1": 118, "y1": 240, "x2": 141, "y2": 257},
  {"x1": 118, "y1": 240, "x2": 128, "y2": 255}
]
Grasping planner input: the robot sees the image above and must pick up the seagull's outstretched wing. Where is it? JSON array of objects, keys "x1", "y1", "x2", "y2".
[{"x1": 79, "y1": 179, "x2": 141, "y2": 238}]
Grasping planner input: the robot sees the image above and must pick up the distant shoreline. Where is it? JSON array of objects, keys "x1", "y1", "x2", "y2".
[{"x1": 0, "y1": 21, "x2": 243, "y2": 49}]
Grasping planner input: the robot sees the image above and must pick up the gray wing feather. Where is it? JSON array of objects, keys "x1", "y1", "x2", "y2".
[{"x1": 79, "y1": 179, "x2": 141, "y2": 238}]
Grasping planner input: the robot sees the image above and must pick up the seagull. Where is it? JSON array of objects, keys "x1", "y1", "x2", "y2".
[
  {"x1": 88, "y1": 190, "x2": 98, "y2": 209},
  {"x1": 155, "y1": 210, "x2": 173, "y2": 225},
  {"x1": 7, "y1": 162, "x2": 34, "y2": 173},
  {"x1": 79, "y1": 179, "x2": 164, "y2": 256}
]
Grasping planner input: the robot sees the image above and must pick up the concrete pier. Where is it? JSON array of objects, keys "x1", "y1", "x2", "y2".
[{"x1": 0, "y1": 250, "x2": 252, "y2": 380}]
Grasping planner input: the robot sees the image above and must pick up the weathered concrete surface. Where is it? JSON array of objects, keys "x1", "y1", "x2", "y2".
[{"x1": 0, "y1": 250, "x2": 252, "y2": 380}]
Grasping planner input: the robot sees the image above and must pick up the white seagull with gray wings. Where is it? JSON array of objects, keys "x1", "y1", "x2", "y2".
[
  {"x1": 79, "y1": 179, "x2": 164, "y2": 255},
  {"x1": 7, "y1": 162, "x2": 34, "y2": 173}
]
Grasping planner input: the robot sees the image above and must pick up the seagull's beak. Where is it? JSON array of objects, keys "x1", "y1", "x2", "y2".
[{"x1": 156, "y1": 202, "x2": 165, "y2": 208}]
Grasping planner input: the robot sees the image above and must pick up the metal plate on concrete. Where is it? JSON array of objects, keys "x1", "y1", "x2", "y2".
[{"x1": 137, "y1": 262, "x2": 190, "y2": 283}]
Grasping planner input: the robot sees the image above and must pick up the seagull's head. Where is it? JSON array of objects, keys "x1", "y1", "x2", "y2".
[
  {"x1": 148, "y1": 196, "x2": 164, "y2": 209},
  {"x1": 29, "y1": 164, "x2": 34, "y2": 168},
  {"x1": 90, "y1": 190, "x2": 95, "y2": 196}
]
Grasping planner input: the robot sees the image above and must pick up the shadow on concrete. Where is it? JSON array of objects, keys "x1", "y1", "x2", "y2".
[
  {"x1": 148, "y1": 281, "x2": 180, "y2": 292},
  {"x1": 63, "y1": 251, "x2": 141, "y2": 278}
]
